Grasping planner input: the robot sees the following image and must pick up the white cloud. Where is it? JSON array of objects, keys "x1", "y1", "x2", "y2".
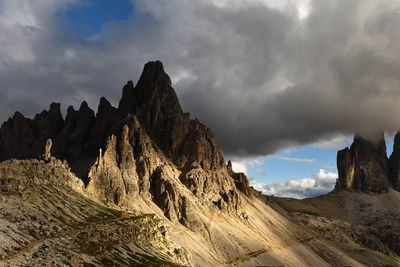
[
  {"x1": 229, "y1": 156, "x2": 264, "y2": 175},
  {"x1": 274, "y1": 156, "x2": 316, "y2": 164},
  {"x1": 250, "y1": 168, "x2": 337, "y2": 199},
  {"x1": 313, "y1": 169, "x2": 337, "y2": 189},
  {"x1": 230, "y1": 161, "x2": 248, "y2": 175}
]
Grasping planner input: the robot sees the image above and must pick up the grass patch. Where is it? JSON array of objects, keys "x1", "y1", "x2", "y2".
[
  {"x1": 299, "y1": 209, "x2": 321, "y2": 216},
  {"x1": 85, "y1": 208, "x2": 123, "y2": 224}
]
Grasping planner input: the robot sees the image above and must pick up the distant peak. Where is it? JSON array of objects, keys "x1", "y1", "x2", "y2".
[
  {"x1": 144, "y1": 60, "x2": 165, "y2": 72},
  {"x1": 49, "y1": 102, "x2": 61, "y2": 112},
  {"x1": 118, "y1": 60, "x2": 177, "y2": 115},
  {"x1": 67, "y1": 105, "x2": 75, "y2": 114},
  {"x1": 79, "y1": 101, "x2": 89, "y2": 110},
  {"x1": 99, "y1": 97, "x2": 111, "y2": 106},
  {"x1": 126, "y1": 80, "x2": 134, "y2": 87},
  {"x1": 138, "y1": 60, "x2": 171, "y2": 87},
  {"x1": 11, "y1": 111, "x2": 26, "y2": 123}
]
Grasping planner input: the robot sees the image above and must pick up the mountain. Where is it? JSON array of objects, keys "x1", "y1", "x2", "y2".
[
  {"x1": 336, "y1": 133, "x2": 391, "y2": 193},
  {"x1": 272, "y1": 134, "x2": 400, "y2": 264},
  {"x1": 336, "y1": 132, "x2": 400, "y2": 193},
  {"x1": 0, "y1": 61, "x2": 399, "y2": 266}
]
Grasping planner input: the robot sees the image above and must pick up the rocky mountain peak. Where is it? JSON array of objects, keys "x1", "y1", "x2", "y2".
[
  {"x1": 118, "y1": 60, "x2": 180, "y2": 116},
  {"x1": 98, "y1": 96, "x2": 113, "y2": 112},
  {"x1": 336, "y1": 133, "x2": 391, "y2": 193},
  {"x1": 33, "y1": 102, "x2": 64, "y2": 138},
  {"x1": 116, "y1": 61, "x2": 225, "y2": 171},
  {"x1": 79, "y1": 100, "x2": 90, "y2": 112},
  {"x1": 137, "y1": 60, "x2": 172, "y2": 90},
  {"x1": 0, "y1": 61, "x2": 252, "y2": 235}
]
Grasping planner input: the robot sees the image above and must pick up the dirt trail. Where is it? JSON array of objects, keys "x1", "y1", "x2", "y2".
[{"x1": 0, "y1": 211, "x2": 137, "y2": 262}]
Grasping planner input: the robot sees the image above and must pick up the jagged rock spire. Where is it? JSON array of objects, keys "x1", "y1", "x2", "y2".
[
  {"x1": 43, "y1": 139, "x2": 52, "y2": 162},
  {"x1": 118, "y1": 61, "x2": 182, "y2": 116},
  {"x1": 117, "y1": 61, "x2": 224, "y2": 170},
  {"x1": 336, "y1": 133, "x2": 391, "y2": 193}
]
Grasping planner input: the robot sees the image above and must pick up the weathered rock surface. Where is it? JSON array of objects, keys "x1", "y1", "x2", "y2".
[
  {"x1": 119, "y1": 61, "x2": 225, "y2": 171},
  {"x1": 336, "y1": 134, "x2": 391, "y2": 193},
  {"x1": 42, "y1": 139, "x2": 52, "y2": 162},
  {"x1": 0, "y1": 158, "x2": 192, "y2": 267},
  {"x1": 227, "y1": 160, "x2": 252, "y2": 197},
  {"x1": 0, "y1": 157, "x2": 84, "y2": 195}
]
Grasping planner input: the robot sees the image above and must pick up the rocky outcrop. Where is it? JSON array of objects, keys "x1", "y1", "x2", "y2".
[
  {"x1": 227, "y1": 160, "x2": 252, "y2": 197},
  {"x1": 42, "y1": 139, "x2": 52, "y2": 162},
  {"x1": 0, "y1": 157, "x2": 84, "y2": 195},
  {"x1": 119, "y1": 61, "x2": 225, "y2": 171},
  {"x1": 336, "y1": 134, "x2": 391, "y2": 193}
]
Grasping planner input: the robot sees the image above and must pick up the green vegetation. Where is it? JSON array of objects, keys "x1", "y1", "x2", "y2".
[{"x1": 84, "y1": 208, "x2": 123, "y2": 224}]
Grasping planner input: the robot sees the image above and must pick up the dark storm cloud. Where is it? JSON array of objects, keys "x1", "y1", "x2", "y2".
[{"x1": 1, "y1": 0, "x2": 400, "y2": 157}]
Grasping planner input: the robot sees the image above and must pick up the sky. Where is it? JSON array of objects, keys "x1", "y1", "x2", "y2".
[{"x1": 1, "y1": 0, "x2": 400, "y2": 198}]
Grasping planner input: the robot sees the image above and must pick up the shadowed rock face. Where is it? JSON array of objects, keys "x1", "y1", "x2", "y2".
[
  {"x1": 336, "y1": 134, "x2": 392, "y2": 193},
  {"x1": 389, "y1": 132, "x2": 400, "y2": 191},
  {"x1": 119, "y1": 61, "x2": 225, "y2": 170},
  {"x1": 0, "y1": 103, "x2": 63, "y2": 161},
  {"x1": 0, "y1": 61, "x2": 251, "y2": 232},
  {"x1": 0, "y1": 61, "x2": 227, "y2": 174},
  {"x1": 227, "y1": 160, "x2": 252, "y2": 197}
]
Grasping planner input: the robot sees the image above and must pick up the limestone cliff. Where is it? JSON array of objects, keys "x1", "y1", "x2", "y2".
[
  {"x1": 119, "y1": 61, "x2": 225, "y2": 171},
  {"x1": 336, "y1": 134, "x2": 392, "y2": 193}
]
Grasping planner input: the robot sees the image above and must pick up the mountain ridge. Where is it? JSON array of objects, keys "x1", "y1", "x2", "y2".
[{"x1": 1, "y1": 61, "x2": 399, "y2": 266}]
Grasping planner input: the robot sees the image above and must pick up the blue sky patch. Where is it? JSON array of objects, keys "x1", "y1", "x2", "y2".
[
  {"x1": 246, "y1": 138, "x2": 395, "y2": 185},
  {"x1": 58, "y1": 0, "x2": 133, "y2": 38},
  {"x1": 247, "y1": 145, "x2": 340, "y2": 184}
]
